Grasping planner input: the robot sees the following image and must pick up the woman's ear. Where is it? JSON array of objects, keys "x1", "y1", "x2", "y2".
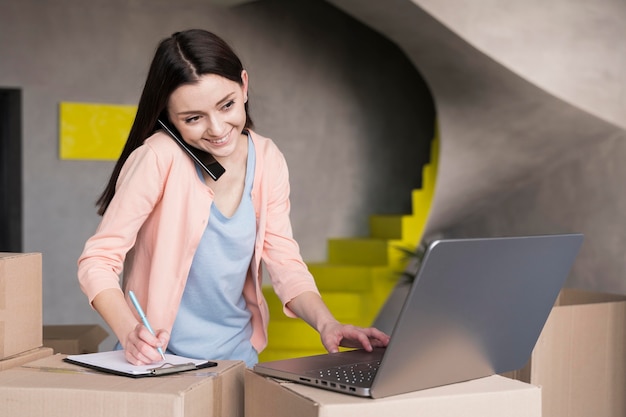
[{"x1": 241, "y1": 69, "x2": 249, "y2": 102}]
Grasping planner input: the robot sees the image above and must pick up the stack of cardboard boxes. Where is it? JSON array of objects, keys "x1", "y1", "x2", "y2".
[
  {"x1": 0, "y1": 252, "x2": 246, "y2": 417},
  {"x1": 503, "y1": 289, "x2": 626, "y2": 417},
  {"x1": 2, "y1": 251, "x2": 625, "y2": 417},
  {"x1": 0, "y1": 252, "x2": 109, "y2": 365},
  {"x1": 0, "y1": 253, "x2": 53, "y2": 371}
]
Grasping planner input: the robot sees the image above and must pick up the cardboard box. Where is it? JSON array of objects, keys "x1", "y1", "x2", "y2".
[
  {"x1": 0, "y1": 252, "x2": 43, "y2": 358},
  {"x1": 245, "y1": 369, "x2": 541, "y2": 417},
  {"x1": 503, "y1": 289, "x2": 626, "y2": 417},
  {"x1": 43, "y1": 324, "x2": 108, "y2": 354},
  {"x1": 0, "y1": 354, "x2": 245, "y2": 417},
  {"x1": 0, "y1": 346, "x2": 53, "y2": 371}
]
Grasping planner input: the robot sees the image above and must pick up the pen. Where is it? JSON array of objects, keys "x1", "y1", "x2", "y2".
[{"x1": 128, "y1": 290, "x2": 166, "y2": 361}]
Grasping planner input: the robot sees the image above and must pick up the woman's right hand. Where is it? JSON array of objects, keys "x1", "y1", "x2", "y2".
[
  {"x1": 123, "y1": 323, "x2": 170, "y2": 365},
  {"x1": 91, "y1": 288, "x2": 170, "y2": 365}
]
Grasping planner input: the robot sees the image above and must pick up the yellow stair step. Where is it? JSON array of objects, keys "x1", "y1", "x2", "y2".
[
  {"x1": 327, "y1": 238, "x2": 388, "y2": 265},
  {"x1": 369, "y1": 267, "x2": 406, "y2": 309},
  {"x1": 328, "y1": 238, "x2": 409, "y2": 272},
  {"x1": 369, "y1": 214, "x2": 426, "y2": 246},
  {"x1": 266, "y1": 320, "x2": 324, "y2": 349},
  {"x1": 306, "y1": 263, "x2": 376, "y2": 291},
  {"x1": 259, "y1": 348, "x2": 327, "y2": 362},
  {"x1": 421, "y1": 162, "x2": 437, "y2": 191},
  {"x1": 368, "y1": 214, "x2": 405, "y2": 240},
  {"x1": 263, "y1": 286, "x2": 372, "y2": 323},
  {"x1": 411, "y1": 188, "x2": 433, "y2": 215}
]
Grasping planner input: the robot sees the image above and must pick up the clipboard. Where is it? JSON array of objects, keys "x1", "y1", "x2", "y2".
[{"x1": 64, "y1": 350, "x2": 217, "y2": 378}]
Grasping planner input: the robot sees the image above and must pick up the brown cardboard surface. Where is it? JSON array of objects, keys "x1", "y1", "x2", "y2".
[
  {"x1": 0, "y1": 354, "x2": 245, "y2": 417},
  {"x1": 245, "y1": 369, "x2": 541, "y2": 417},
  {"x1": 0, "y1": 346, "x2": 53, "y2": 371},
  {"x1": 43, "y1": 324, "x2": 108, "y2": 354},
  {"x1": 504, "y1": 289, "x2": 626, "y2": 417},
  {"x1": 0, "y1": 252, "x2": 43, "y2": 358}
]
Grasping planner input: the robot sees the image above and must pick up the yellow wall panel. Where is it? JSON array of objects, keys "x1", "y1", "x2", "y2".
[{"x1": 59, "y1": 102, "x2": 136, "y2": 160}]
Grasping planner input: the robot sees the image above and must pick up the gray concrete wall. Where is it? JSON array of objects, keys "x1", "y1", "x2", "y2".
[
  {"x1": 414, "y1": 0, "x2": 626, "y2": 131},
  {"x1": 410, "y1": 0, "x2": 626, "y2": 294},
  {"x1": 0, "y1": 0, "x2": 434, "y2": 348},
  {"x1": 329, "y1": 0, "x2": 626, "y2": 294}
]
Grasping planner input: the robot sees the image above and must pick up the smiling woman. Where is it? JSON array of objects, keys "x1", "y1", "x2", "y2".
[
  {"x1": 167, "y1": 73, "x2": 251, "y2": 216},
  {"x1": 76, "y1": 29, "x2": 390, "y2": 368}
]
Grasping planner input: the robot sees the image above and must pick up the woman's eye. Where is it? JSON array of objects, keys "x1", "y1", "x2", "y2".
[
  {"x1": 185, "y1": 116, "x2": 200, "y2": 123},
  {"x1": 223, "y1": 100, "x2": 235, "y2": 110}
]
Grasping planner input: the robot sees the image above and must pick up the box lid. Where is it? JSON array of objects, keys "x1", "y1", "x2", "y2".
[
  {"x1": 245, "y1": 370, "x2": 541, "y2": 417},
  {"x1": 1, "y1": 354, "x2": 239, "y2": 392},
  {"x1": 0, "y1": 354, "x2": 245, "y2": 417}
]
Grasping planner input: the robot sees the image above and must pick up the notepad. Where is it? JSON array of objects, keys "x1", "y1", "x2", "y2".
[{"x1": 64, "y1": 350, "x2": 217, "y2": 378}]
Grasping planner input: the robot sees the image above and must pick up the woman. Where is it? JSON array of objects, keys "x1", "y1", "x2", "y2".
[{"x1": 78, "y1": 29, "x2": 389, "y2": 367}]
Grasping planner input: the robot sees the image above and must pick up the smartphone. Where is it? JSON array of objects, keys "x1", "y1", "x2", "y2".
[{"x1": 156, "y1": 118, "x2": 225, "y2": 181}]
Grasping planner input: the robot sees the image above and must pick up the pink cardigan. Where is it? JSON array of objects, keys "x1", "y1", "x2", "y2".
[{"x1": 78, "y1": 130, "x2": 320, "y2": 353}]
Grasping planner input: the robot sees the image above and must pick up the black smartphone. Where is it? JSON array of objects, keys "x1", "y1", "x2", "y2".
[{"x1": 156, "y1": 118, "x2": 225, "y2": 181}]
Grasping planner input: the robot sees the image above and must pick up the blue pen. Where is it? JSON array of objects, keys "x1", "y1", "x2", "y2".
[{"x1": 128, "y1": 290, "x2": 166, "y2": 361}]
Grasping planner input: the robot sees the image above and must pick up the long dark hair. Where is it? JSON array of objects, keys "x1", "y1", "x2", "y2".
[{"x1": 96, "y1": 29, "x2": 253, "y2": 215}]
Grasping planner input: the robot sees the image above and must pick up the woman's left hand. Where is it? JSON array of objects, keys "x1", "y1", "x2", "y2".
[
  {"x1": 319, "y1": 321, "x2": 390, "y2": 354},
  {"x1": 286, "y1": 292, "x2": 391, "y2": 354}
]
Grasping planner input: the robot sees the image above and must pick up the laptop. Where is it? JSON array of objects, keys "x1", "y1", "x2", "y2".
[{"x1": 253, "y1": 233, "x2": 584, "y2": 398}]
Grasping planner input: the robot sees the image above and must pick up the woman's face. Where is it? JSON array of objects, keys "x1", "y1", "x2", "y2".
[{"x1": 167, "y1": 71, "x2": 248, "y2": 159}]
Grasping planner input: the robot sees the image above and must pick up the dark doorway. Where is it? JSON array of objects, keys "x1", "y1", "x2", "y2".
[{"x1": 0, "y1": 88, "x2": 22, "y2": 252}]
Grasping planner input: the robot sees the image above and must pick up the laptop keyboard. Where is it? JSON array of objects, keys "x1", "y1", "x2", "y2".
[{"x1": 307, "y1": 360, "x2": 381, "y2": 385}]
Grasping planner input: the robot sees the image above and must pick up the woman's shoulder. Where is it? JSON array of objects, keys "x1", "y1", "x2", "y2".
[
  {"x1": 137, "y1": 130, "x2": 191, "y2": 165},
  {"x1": 143, "y1": 130, "x2": 182, "y2": 154},
  {"x1": 248, "y1": 129, "x2": 284, "y2": 160},
  {"x1": 121, "y1": 130, "x2": 189, "y2": 177}
]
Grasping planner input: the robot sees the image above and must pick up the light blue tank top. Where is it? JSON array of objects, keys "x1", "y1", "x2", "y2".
[{"x1": 168, "y1": 135, "x2": 258, "y2": 367}]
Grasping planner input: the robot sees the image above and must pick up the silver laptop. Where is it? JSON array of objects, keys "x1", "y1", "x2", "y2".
[{"x1": 253, "y1": 233, "x2": 584, "y2": 398}]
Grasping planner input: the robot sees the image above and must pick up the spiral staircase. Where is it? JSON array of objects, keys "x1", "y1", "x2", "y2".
[{"x1": 256, "y1": 0, "x2": 626, "y2": 358}]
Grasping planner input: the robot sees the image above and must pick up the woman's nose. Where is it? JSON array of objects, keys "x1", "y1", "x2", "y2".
[{"x1": 204, "y1": 115, "x2": 225, "y2": 137}]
